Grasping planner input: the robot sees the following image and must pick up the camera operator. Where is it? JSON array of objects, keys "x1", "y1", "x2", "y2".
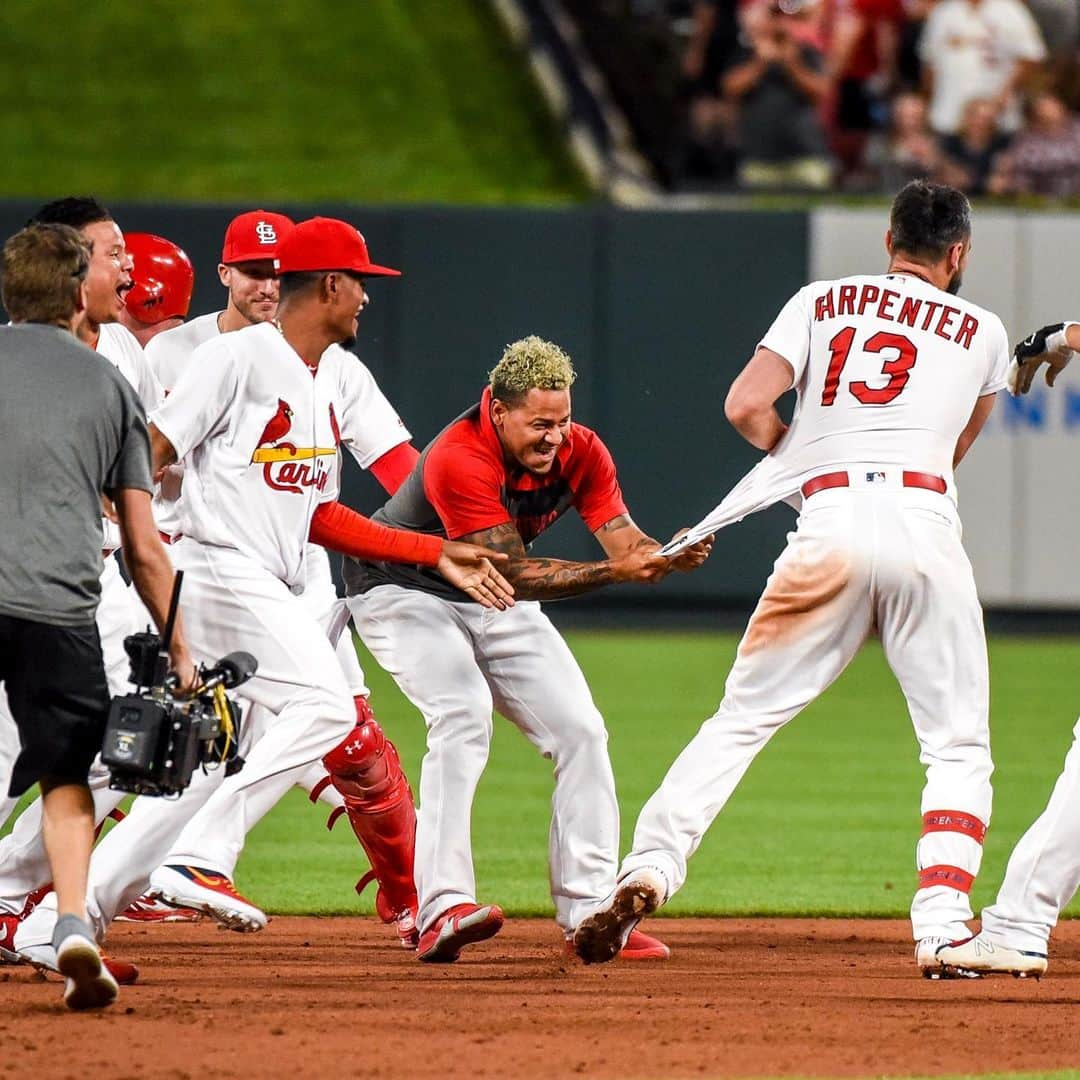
[{"x1": 0, "y1": 223, "x2": 194, "y2": 1011}]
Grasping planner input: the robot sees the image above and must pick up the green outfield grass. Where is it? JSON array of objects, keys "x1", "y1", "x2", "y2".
[
  {"x1": 0, "y1": 1, "x2": 585, "y2": 204},
  {"x1": 232, "y1": 629, "x2": 1080, "y2": 920}
]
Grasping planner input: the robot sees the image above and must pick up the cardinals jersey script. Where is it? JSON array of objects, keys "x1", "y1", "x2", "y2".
[
  {"x1": 150, "y1": 321, "x2": 406, "y2": 587},
  {"x1": 765, "y1": 272, "x2": 1010, "y2": 483}
]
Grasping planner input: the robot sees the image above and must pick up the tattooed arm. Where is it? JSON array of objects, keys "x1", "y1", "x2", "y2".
[{"x1": 456, "y1": 518, "x2": 671, "y2": 602}]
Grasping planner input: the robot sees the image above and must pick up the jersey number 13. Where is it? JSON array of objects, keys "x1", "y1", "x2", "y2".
[{"x1": 821, "y1": 328, "x2": 918, "y2": 406}]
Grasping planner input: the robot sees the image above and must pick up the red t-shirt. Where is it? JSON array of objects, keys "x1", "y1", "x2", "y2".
[{"x1": 423, "y1": 387, "x2": 627, "y2": 544}]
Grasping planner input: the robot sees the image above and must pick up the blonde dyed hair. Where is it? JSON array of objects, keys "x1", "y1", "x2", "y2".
[{"x1": 488, "y1": 335, "x2": 576, "y2": 405}]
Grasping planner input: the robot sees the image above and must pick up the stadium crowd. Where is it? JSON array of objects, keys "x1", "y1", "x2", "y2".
[{"x1": 678, "y1": 0, "x2": 1080, "y2": 194}]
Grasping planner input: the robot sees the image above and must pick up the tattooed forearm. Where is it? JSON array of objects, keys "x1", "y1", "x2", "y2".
[
  {"x1": 597, "y1": 514, "x2": 660, "y2": 556},
  {"x1": 460, "y1": 521, "x2": 622, "y2": 600}
]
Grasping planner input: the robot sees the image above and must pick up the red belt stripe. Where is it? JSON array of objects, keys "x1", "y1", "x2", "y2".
[{"x1": 800, "y1": 470, "x2": 947, "y2": 499}]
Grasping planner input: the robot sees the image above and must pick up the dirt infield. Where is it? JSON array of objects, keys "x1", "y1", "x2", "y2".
[{"x1": 3, "y1": 917, "x2": 1079, "y2": 1079}]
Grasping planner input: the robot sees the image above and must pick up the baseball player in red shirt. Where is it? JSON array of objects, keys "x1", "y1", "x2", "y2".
[{"x1": 344, "y1": 335, "x2": 712, "y2": 962}]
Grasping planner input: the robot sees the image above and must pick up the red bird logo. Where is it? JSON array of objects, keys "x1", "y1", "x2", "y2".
[{"x1": 256, "y1": 398, "x2": 293, "y2": 450}]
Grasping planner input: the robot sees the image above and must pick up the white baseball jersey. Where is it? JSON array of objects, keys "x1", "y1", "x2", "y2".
[
  {"x1": 762, "y1": 272, "x2": 1010, "y2": 484},
  {"x1": 144, "y1": 311, "x2": 221, "y2": 390},
  {"x1": 150, "y1": 322, "x2": 409, "y2": 587},
  {"x1": 95, "y1": 322, "x2": 163, "y2": 551},
  {"x1": 98, "y1": 321, "x2": 163, "y2": 412}
]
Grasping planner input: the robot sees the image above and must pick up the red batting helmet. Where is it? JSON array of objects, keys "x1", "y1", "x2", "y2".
[{"x1": 124, "y1": 233, "x2": 195, "y2": 324}]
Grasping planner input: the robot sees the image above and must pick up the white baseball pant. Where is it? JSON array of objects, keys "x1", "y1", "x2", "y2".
[
  {"x1": 154, "y1": 539, "x2": 354, "y2": 878},
  {"x1": 126, "y1": 541, "x2": 360, "y2": 807},
  {"x1": 349, "y1": 586, "x2": 619, "y2": 934},
  {"x1": 978, "y1": 715, "x2": 1080, "y2": 954},
  {"x1": 0, "y1": 555, "x2": 135, "y2": 912},
  {"x1": 619, "y1": 477, "x2": 993, "y2": 941}
]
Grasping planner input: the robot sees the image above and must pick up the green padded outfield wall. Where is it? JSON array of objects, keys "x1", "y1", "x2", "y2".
[{"x1": 0, "y1": 202, "x2": 808, "y2": 608}]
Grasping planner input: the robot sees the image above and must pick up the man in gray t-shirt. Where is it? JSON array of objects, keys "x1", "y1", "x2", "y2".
[{"x1": 0, "y1": 223, "x2": 193, "y2": 1011}]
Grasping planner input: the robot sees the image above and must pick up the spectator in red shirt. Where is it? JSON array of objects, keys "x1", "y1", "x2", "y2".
[{"x1": 342, "y1": 336, "x2": 712, "y2": 965}]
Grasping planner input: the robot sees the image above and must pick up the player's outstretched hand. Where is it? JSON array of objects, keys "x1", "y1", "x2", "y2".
[
  {"x1": 438, "y1": 542, "x2": 516, "y2": 610},
  {"x1": 664, "y1": 529, "x2": 715, "y2": 572},
  {"x1": 612, "y1": 548, "x2": 673, "y2": 585},
  {"x1": 1009, "y1": 322, "x2": 1075, "y2": 395}
]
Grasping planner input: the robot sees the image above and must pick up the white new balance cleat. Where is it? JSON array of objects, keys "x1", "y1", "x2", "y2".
[
  {"x1": 936, "y1": 933, "x2": 1048, "y2": 979},
  {"x1": 915, "y1": 936, "x2": 977, "y2": 979},
  {"x1": 572, "y1": 867, "x2": 668, "y2": 966}
]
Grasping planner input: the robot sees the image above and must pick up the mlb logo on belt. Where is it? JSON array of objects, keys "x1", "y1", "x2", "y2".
[
  {"x1": 866, "y1": 471, "x2": 886, "y2": 484},
  {"x1": 255, "y1": 221, "x2": 278, "y2": 245}
]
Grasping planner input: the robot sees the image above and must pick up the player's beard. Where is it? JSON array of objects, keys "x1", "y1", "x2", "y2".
[
  {"x1": 946, "y1": 269, "x2": 963, "y2": 295},
  {"x1": 339, "y1": 333, "x2": 357, "y2": 350}
]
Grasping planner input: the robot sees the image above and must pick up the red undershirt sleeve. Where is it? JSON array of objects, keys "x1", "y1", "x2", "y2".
[
  {"x1": 309, "y1": 501, "x2": 442, "y2": 566},
  {"x1": 423, "y1": 443, "x2": 511, "y2": 540},
  {"x1": 571, "y1": 431, "x2": 628, "y2": 533},
  {"x1": 369, "y1": 442, "x2": 420, "y2": 495}
]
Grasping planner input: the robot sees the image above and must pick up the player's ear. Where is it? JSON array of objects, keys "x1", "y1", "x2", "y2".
[
  {"x1": 884, "y1": 229, "x2": 894, "y2": 257},
  {"x1": 217, "y1": 263, "x2": 230, "y2": 289},
  {"x1": 75, "y1": 280, "x2": 88, "y2": 315}
]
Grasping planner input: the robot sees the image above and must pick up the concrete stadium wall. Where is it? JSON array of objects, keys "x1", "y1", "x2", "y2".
[{"x1": 2, "y1": 199, "x2": 1075, "y2": 608}]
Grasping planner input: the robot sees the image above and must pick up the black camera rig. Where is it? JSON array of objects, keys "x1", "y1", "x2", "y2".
[{"x1": 100, "y1": 571, "x2": 257, "y2": 797}]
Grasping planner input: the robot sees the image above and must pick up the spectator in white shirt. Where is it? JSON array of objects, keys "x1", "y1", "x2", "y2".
[{"x1": 918, "y1": 0, "x2": 1046, "y2": 135}]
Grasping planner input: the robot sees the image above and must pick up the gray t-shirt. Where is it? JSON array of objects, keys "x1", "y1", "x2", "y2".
[{"x1": 0, "y1": 323, "x2": 152, "y2": 626}]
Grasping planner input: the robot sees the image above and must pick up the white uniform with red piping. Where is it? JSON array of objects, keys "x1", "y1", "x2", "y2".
[
  {"x1": 619, "y1": 272, "x2": 1010, "y2": 941},
  {"x1": 141, "y1": 322, "x2": 402, "y2": 878}
]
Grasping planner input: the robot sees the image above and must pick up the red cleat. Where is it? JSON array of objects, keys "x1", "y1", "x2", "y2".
[
  {"x1": 0, "y1": 913, "x2": 19, "y2": 962},
  {"x1": 619, "y1": 927, "x2": 670, "y2": 960},
  {"x1": 102, "y1": 954, "x2": 139, "y2": 985},
  {"x1": 417, "y1": 903, "x2": 504, "y2": 963},
  {"x1": 116, "y1": 895, "x2": 202, "y2": 923}
]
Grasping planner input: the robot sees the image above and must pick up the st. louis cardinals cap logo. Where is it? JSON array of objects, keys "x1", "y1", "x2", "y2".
[
  {"x1": 250, "y1": 398, "x2": 336, "y2": 494},
  {"x1": 255, "y1": 220, "x2": 278, "y2": 245}
]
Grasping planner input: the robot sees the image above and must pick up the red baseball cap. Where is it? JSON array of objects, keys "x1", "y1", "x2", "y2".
[
  {"x1": 221, "y1": 210, "x2": 295, "y2": 265},
  {"x1": 274, "y1": 217, "x2": 401, "y2": 277}
]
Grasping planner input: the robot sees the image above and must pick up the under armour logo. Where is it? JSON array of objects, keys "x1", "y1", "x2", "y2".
[
  {"x1": 343, "y1": 740, "x2": 362, "y2": 756},
  {"x1": 256, "y1": 221, "x2": 278, "y2": 245}
]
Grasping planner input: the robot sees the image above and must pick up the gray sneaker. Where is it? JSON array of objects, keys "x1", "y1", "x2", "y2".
[
  {"x1": 937, "y1": 933, "x2": 1048, "y2": 979},
  {"x1": 55, "y1": 930, "x2": 118, "y2": 1010}
]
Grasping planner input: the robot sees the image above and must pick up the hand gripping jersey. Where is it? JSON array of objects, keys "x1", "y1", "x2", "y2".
[
  {"x1": 762, "y1": 272, "x2": 1010, "y2": 489},
  {"x1": 150, "y1": 322, "x2": 408, "y2": 588}
]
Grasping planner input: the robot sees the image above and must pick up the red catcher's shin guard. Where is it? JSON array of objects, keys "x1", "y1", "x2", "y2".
[{"x1": 322, "y1": 697, "x2": 418, "y2": 938}]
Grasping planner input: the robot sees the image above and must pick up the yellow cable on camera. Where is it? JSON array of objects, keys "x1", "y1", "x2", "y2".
[{"x1": 212, "y1": 683, "x2": 234, "y2": 764}]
